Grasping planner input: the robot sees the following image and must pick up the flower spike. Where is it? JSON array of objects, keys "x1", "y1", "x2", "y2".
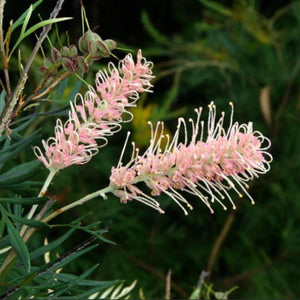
[
  {"x1": 109, "y1": 102, "x2": 273, "y2": 214},
  {"x1": 34, "y1": 50, "x2": 154, "y2": 172}
]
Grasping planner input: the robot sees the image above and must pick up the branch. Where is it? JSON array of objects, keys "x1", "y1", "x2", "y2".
[
  {"x1": 221, "y1": 251, "x2": 290, "y2": 287},
  {"x1": 206, "y1": 209, "x2": 236, "y2": 277},
  {"x1": 0, "y1": 0, "x2": 66, "y2": 136},
  {"x1": 0, "y1": 0, "x2": 6, "y2": 57},
  {"x1": 0, "y1": 0, "x2": 11, "y2": 97}
]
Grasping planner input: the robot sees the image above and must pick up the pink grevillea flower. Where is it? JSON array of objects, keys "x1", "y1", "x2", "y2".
[
  {"x1": 109, "y1": 102, "x2": 273, "y2": 214},
  {"x1": 34, "y1": 50, "x2": 154, "y2": 172}
]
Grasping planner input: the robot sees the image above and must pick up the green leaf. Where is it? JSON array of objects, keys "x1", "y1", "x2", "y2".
[
  {"x1": 96, "y1": 234, "x2": 115, "y2": 245},
  {"x1": 47, "y1": 244, "x2": 98, "y2": 274},
  {"x1": 6, "y1": 218, "x2": 31, "y2": 273},
  {"x1": 189, "y1": 287, "x2": 201, "y2": 299},
  {"x1": 55, "y1": 77, "x2": 69, "y2": 100},
  {"x1": 0, "y1": 196, "x2": 47, "y2": 205},
  {"x1": 0, "y1": 91, "x2": 5, "y2": 116},
  {"x1": 30, "y1": 227, "x2": 77, "y2": 260},
  {"x1": 0, "y1": 208, "x2": 7, "y2": 238},
  {"x1": 141, "y1": 11, "x2": 170, "y2": 46},
  {"x1": 71, "y1": 280, "x2": 121, "y2": 299},
  {"x1": 0, "y1": 236, "x2": 10, "y2": 250},
  {"x1": 10, "y1": 17, "x2": 72, "y2": 57},
  {"x1": 0, "y1": 115, "x2": 38, "y2": 143},
  {"x1": 12, "y1": 0, "x2": 44, "y2": 32},
  {"x1": 7, "y1": 114, "x2": 38, "y2": 134},
  {"x1": 0, "y1": 132, "x2": 40, "y2": 170},
  {"x1": 0, "y1": 160, "x2": 40, "y2": 185},
  {"x1": 53, "y1": 273, "x2": 116, "y2": 287},
  {"x1": 7, "y1": 213, "x2": 50, "y2": 229},
  {"x1": 20, "y1": 4, "x2": 33, "y2": 37},
  {"x1": 43, "y1": 98, "x2": 70, "y2": 105},
  {"x1": 68, "y1": 80, "x2": 82, "y2": 100},
  {"x1": 51, "y1": 264, "x2": 99, "y2": 297},
  {"x1": 199, "y1": 0, "x2": 233, "y2": 17},
  {"x1": 0, "y1": 181, "x2": 43, "y2": 191}
]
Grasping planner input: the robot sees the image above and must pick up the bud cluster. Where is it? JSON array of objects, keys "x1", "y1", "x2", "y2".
[{"x1": 39, "y1": 30, "x2": 117, "y2": 74}]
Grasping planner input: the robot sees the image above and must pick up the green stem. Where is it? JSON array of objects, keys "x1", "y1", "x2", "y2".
[
  {"x1": 42, "y1": 186, "x2": 112, "y2": 223},
  {"x1": 0, "y1": 170, "x2": 57, "y2": 277},
  {"x1": 20, "y1": 186, "x2": 112, "y2": 255},
  {"x1": 19, "y1": 170, "x2": 57, "y2": 237}
]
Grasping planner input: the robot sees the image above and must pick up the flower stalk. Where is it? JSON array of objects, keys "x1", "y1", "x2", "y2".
[
  {"x1": 42, "y1": 186, "x2": 112, "y2": 223},
  {"x1": 34, "y1": 50, "x2": 154, "y2": 172},
  {"x1": 109, "y1": 102, "x2": 273, "y2": 214},
  {"x1": 19, "y1": 170, "x2": 57, "y2": 237}
]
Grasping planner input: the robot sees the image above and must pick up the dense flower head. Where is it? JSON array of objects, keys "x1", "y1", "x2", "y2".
[
  {"x1": 109, "y1": 102, "x2": 273, "y2": 214},
  {"x1": 33, "y1": 119, "x2": 100, "y2": 171},
  {"x1": 34, "y1": 50, "x2": 154, "y2": 172}
]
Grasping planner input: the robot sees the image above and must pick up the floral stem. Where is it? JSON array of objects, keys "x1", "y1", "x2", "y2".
[
  {"x1": 0, "y1": 170, "x2": 57, "y2": 277},
  {"x1": 206, "y1": 208, "x2": 236, "y2": 277},
  {"x1": 19, "y1": 186, "x2": 111, "y2": 254},
  {"x1": 19, "y1": 170, "x2": 57, "y2": 236},
  {"x1": 42, "y1": 186, "x2": 112, "y2": 224}
]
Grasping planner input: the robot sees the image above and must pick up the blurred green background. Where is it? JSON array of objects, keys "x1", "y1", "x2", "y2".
[{"x1": 4, "y1": 0, "x2": 300, "y2": 298}]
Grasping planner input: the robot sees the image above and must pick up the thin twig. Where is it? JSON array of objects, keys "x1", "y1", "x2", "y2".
[
  {"x1": 118, "y1": 247, "x2": 189, "y2": 298},
  {"x1": 3, "y1": 69, "x2": 11, "y2": 97},
  {"x1": 0, "y1": 0, "x2": 6, "y2": 57},
  {"x1": 0, "y1": 235, "x2": 98, "y2": 299},
  {"x1": 31, "y1": 72, "x2": 70, "y2": 100},
  {"x1": 165, "y1": 269, "x2": 172, "y2": 300},
  {"x1": 0, "y1": 0, "x2": 66, "y2": 136},
  {"x1": 206, "y1": 209, "x2": 236, "y2": 277},
  {"x1": 0, "y1": 77, "x2": 6, "y2": 92},
  {"x1": 155, "y1": 60, "x2": 240, "y2": 80},
  {"x1": 0, "y1": 0, "x2": 11, "y2": 97},
  {"x1": 0, "y1": 73, "x2": 27, "y2": 134},
  {"x1": 196, "y1": 270, "x2": 209, "y2": 290},
  {"x1": 221, "y1": 251, "x2": 290, "y2": 287}
]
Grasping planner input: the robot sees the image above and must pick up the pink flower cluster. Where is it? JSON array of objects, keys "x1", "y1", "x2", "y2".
[
  {"x1": 109, "y1": 102, "x2": 273, "y2": 214},
  {"x1": 34, "y1": 50, "x2": 154, "y2": 172}
]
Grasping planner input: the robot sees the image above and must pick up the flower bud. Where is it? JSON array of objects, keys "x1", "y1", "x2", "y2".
[
  {"x1": 78, "y1": 30, "x2": 116, "y2": 60},
  {"x1": 51, "y1": 47, "x2": 61, "y2": 63},
  {"x1": 61, "y1": 57, "x2": 77, "y2": 73},
  {"x1": 38, "y1": 65, "x2": 48, "y2": 75},
  {"x1": 60, "y1": 45, "x2": 78, "y2": 58},
  {"x1": 78, "y1": 30, "x2": 98, "y2": 53},
  {"x1": 60, "y1": 46, "x2": 70, "y2": 57},
  {"x1": 104, "y1": 39, "x2": 117, "y2": 51},
  {"x1": 68, "y1": 44, "x2": 78, "y2": 58}
]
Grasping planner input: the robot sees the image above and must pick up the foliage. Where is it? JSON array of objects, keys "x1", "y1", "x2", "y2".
[{"x1": 0, "y1": 0, "x2": 120, "y2": 298}]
